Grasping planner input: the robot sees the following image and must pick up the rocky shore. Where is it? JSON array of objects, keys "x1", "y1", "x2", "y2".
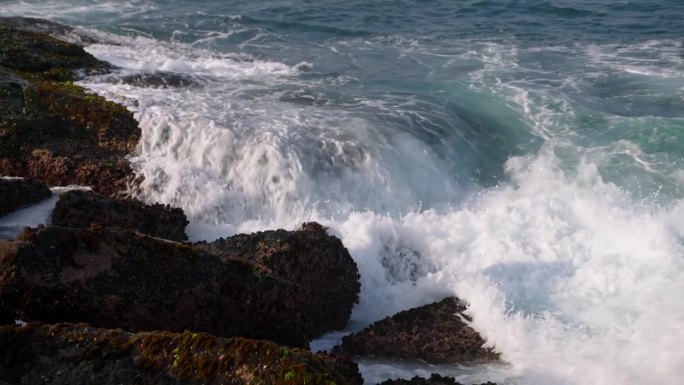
[
  {"x1": 0, "y1": 17, "x2": 499, "y2": 385},
  {"x1": 332, "y1": 297, "x2": 499, "y2": 364}
]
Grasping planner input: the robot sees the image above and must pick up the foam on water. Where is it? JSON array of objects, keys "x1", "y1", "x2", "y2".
[
  {"x1": 1, "y1": 3, "x2": 683, "y2": 383},
  {"x1": 72, "y1": 29, "x2": 684, "y2": 384}
]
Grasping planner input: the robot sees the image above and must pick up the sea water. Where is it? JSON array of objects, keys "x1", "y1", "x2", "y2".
[{"x1": 1, "y1": 1, "x2": 683, "y2": 384}]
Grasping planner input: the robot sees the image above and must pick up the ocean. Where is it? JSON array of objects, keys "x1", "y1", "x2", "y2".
[{"x1": 1, "y1": 1, "x2": 683, "y2": 384}]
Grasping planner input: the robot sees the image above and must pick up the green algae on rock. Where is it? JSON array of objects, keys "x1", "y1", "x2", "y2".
[
  {"x1": 332, "y1": 297, "x2": 499, "y2": 364},
  {"x1": 0, "y1": 323, "x2": 363, "y2": 385},
  {"x1": 0, "y1": 18, "x2": 139, "y2": 197},
  {"x1": 0, "y1": 225, "x2": 316, "y2": 347}
]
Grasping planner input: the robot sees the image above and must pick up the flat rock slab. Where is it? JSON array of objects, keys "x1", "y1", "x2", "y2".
[
  {"x1": 0, "y1": 178, "x2": 51, "y2": 218},
  {"x1": 52, "y1": 190, "x2": 188, "y2": 241},
  {"x1": 332, "y1": 297, "x2": 499, "y2": 364},
  {"x1": 0, "y1": 323, "x2": 363, "y2": 385}
]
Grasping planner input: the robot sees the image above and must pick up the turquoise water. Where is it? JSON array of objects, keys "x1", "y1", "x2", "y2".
[{"x1": 2, "y1": 1, "x2": 683, "y2": 384}]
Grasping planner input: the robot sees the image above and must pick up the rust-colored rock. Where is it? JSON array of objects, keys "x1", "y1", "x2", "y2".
[
  {"x1": 332, "y1": 297, "x2": 499, "y2": 364},
  {"x1": 52, "y1": 190, "x2": 188, "y2": 241},
  {"x1": 0, "y1": 178, "x2": 51, "y2": 218},
  {"x1": 0, "y1": 18, "x2": 140, "y2": 197},
  {"x1": 0, "y1": 323, "x2": 363, "y2": 385},
  {"x1": 0, "y1": 226, "x2": 318, "y2": 347},
  {"x1": 196, "y1": 222, "x2": 361, "y2": 339}
]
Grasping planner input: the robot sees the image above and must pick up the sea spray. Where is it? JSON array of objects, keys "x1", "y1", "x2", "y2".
[{"x1": 2, "y1": 1, "x2": 683, "y2": 383}]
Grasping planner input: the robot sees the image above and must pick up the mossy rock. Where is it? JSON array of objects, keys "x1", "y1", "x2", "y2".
[
  {"x1": 0, "y1": 21, "x2": 108, "y2": 74},
  {"x1": 332, "y1": 297, "x2": 499, "y2": 364},
  {"x1": 0, "y1": 323, "x2": 363, "y2": 385},
  {"x1": 0, "y1": 225, "x2": 323, "y2": 347},
  {"x1": 0, "y1": 18, "x2": 140, "y2": 197}
]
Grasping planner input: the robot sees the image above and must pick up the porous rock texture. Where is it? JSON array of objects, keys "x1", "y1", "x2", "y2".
[
  {"x1": 332, "y1": 297, "x2": 499, "y2": 364},
  {"x1": 0, "y1": 177, "x2": 51, "y2": 217},
  {"x1": 0, "y1": 322, "x2": 363, "y2": 385},
  {"x1": 196, "y1": 222, "x2": 361, "y2": 339},
  {"x1": 52, "y1": 190, "x2": 188, "y2": 241},
  {"x1": 377, "y1": 374, "x2": 497, "y2": 385},
  {"x1": 0, "y1": 223, "x2": 360, "y2": 347},
  {"x1": 0, "y1": 226, "x2": 314, "y2": 346},
  {"x1": 0, "y1": 17, "x2": 139, "y2": 197}
]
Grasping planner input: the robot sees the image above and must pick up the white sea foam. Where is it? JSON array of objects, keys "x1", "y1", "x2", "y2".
[{"x1": 6, "y1": 17, "x2": 679, "y2": 385}]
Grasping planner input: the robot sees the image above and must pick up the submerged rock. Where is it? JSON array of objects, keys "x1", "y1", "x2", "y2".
[
  {"x1": 0, "y1": 322, "x2": 363, "y2": 385},
  {"x1": 117, "y1": 72, "x2": 200, "y2": 88},
  {"x1": 0, "y1": 226, "x2": 320, "y2": 347},
  {"x1": 0, "y1": 178, "x2": 51, "y2": 218},
  {"x1": 332, "y1": 297, "x2": 499, "y2": 364},
  {"x1": 52, "y1": 190, "x2": 188, "y2": 241},
  {"x1": 196, "y1": 222, "x2": 361, "y2": 339},
  {"x1": 0, "y1": 18, "x2": 140, "y2": 197},
  {"x1": 377, "y1": 374, "x2": 497, "y2": 385}
]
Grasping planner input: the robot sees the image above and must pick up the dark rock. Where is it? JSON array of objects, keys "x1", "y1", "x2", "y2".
[
  {"x1": 0, "y1": 19, "x2": 140, "y2": 197},
  {"x1": 0, "y1": 322, "x2": 363, "y2": 385},
  {"x1": 117, "y1": 72, "x2": 200, "y2": 88},
  {"x1": 195, "y1": 222, "x2": 361, "y2": 339},
  {"x1": 52, "y1": 190, "x2": 188, "y2": 241},
  {"x1": 378, "y1": 374, "x2": 497, "y2": 385},
  {"x1": 0, "y1": 178, "x2": 51, "y2": 218},
  {"x1": 332, "y1": 297, "x2": 499, "y2": 364},
  {"x1": 0, "y1": 225, "x2": 324, "y2": 347},
  {"x1": 0, "y1": 19, "x2": 108, "y2": 74},
  {"x1": 0, "y1": 307, "x2": 12, "y2": 326},
  {"x1": 0, "y1": 17, "x2": 76, "y2": 39}
]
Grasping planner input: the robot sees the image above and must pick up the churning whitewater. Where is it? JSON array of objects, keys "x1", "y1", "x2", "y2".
[{"x1": 2, "y1": 1, "x2": 683, "y2": 384}]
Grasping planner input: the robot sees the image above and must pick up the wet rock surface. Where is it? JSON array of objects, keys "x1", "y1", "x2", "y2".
[
  {"x1": 196, "y1": 222, "x2": 361, "y2": 338},
  {"x1": 0, "y1": 222, "x2": 358, "y2": 346},
  {"x1": 377, "y1": 374, "x2": 497, "y2": 385},
  {"x1": 0, "y1": 225, "x2": 318, "y2": 347},
  {"x1": 0, "y1": 178, "x2": 51, "y2": 218},
  {"x1": 0, "y1": 322, "x2": 363, "y2": 385},
  {"x1": 0, "y1": 18, "x2": 139, "y2": 197},
  {"x1": 117, "y1": 72, "x2": 201, "y2": 88},
  {"x1": 332, "y1": 297, "x2": 499, "y2": 364},
  {"x1": 52, "y1": 190, "x2": 188, "y2": 241}
]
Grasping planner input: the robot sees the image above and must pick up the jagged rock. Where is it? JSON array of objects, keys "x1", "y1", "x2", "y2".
[
  {"x1": 118, "y1": 72, "x2": 200, "y2": 88},
  {"x1": 195, "y1": 222, "x2": 361, "y2": 339},
  {"x1": 0, "y1": 178, "x2": 51, "y2": 217},
  {"x1": 0, "y1": 226, "x2": 322, "y2": 347},
  {"x1": 0, "y1": 18, "x2": 107, "y2": 73},
  {"x1": 332, "y1": 297, "x2": 499, "y2": 364},
  {"x1": 377, "y1": 374, "x2": 497, "y2": 385},
  {"x1": 0, "y1": 323, "x2": 363, "y2": 385},
  {"x1": 52, "y1": 190, "x2": 188, "y2": 241},
  {"x1": 0, "y1": 18, "x2": 140, "y2": 197},
  {"x1": 0, "y1": 17, "x2": 79, "y2": 41}
]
